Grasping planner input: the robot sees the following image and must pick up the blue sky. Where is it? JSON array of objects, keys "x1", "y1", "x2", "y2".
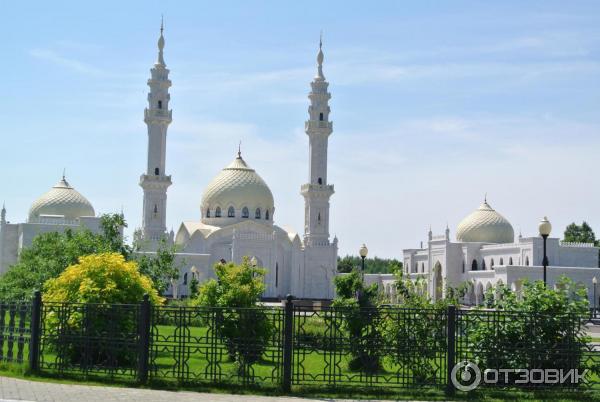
[{"x1": 2, "y1": 1, "x2": 599, "y2": 258}]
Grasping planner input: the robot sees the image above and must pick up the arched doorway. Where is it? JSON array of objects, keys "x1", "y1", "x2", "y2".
[{"x1": 434, "y1": 262, "x2": 443, "y2": 301}]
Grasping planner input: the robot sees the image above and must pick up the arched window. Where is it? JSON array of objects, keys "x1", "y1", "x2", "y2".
[
  {"x1": 228, "y1": 207, "x2": 235, "y2": 217},
  {"x1": 183, "y1": 273, "x2": 188, "y2": 285},
  {"x1": 265, "y1": 209, "x2": 269, "y2": 220},
  {"x1": 242, "y1": 207, "x2": 249, "y2": 218},
  {"x1": 509, "y1": 257, "x2": 513, "y2": 265},
  {"x1": 421, "y1": 262, "x2": 425, "y2": 273},
  {"x1": 499, "y1": 258, "x2": 504, "y2": 265},
  {"x1": 481, "y1": 259, "x2": 486, "y2": 270},
  {"x1": 255, "y1": 208, "x2": 261, "y2": 219},
  {"x1": 275, "y1": 262, "x2": 279, "y2": 288},
  {"x1": 414, "y1": 262, "x2": 418, "y2": 273},
  {"x1": 471, "y1": 259, "x2": 478, "y2": 271},
  {"x1": 491, "y1": 258, "x2": 495, "y2": 268},
  {"x1": 317, "y1": 212, "x2": 321, "y2": 224},
  {"x1": 462, "y1": 260, "x2": 465, "y2": 273},
  {"x1": 318, "y1": 177, "x2": 323, "y2": 185},
  {"x1": 158, "y1": 100, "x2": 162, "y2": 109},
  {"x1": 319, "y1": 112, "x2": 324, "y2": 121},
  {"x1": 215, "y1": 207, "x2": 221, "y2": 218},
  {"x1": 206, "y1": 208, "x2": 211, "y2": 218},
  {"x1": 525, "y1": 256, "x2": 530, "y2": 266},
  {"x1": 153, "y1": 204, "x2": 158, "y2": 218},
  {"x1": 154, "y1": 167, "x2": 160, "y2": 175}
]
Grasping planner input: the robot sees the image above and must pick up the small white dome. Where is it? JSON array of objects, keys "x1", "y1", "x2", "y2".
[
  {"x1": 200, "y1": 154, "x2": 274, "y2": 226},
  {"x1": 29, "y1": 177, "x2": 95, "y2": 221},
  {"x1": 456, "y1": 200, "x2": 514, "y2": 244}
]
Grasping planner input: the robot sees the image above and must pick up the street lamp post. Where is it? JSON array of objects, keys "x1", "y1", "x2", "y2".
[
  {"x1": 538, "y1": 216, "x2": 552, "y2": 287},
  {"x1": 593, "y1": 277, "x2": 598, "y2": 318},
  {"x1": 356, "y1": 244, "x2": 368, "y2": 301},
  {"x1": 359, "y1": 244, "x2": 368, "y2": 279}
]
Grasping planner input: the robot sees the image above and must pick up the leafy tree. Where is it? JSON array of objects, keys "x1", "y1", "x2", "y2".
[
  {"x1": 563, "y1": 221, "x2": 597, "y2": 244},
  {"x1": 468, "y1": 278, "x2": 595, "y2": 385},
  {"x1": 134, "y1": 239, "x2": 181, "y2": 296},
  {"x1": 0, "y1": 213, "x2": 126, "y2": 301},
  {"x1": 188, "y1": 276, "x2": 200, "y2": 299},
  {"x1": 379, "y1": 269, "x2": 455, "y2": 383},
  {"x1": 337, "y1": 255, "x2": 402, "y2": 274},
  {"x1": 333, "y1": 269, "x2": 382, "y2": 372},
  {"x1": 0, "y1": 212, "x2": 184, "y2": 300},
  {"x1": 43, "y1": 253, "x2": 162, "y2": 366},
  {"x1": 193, "y1": 257, "x2": 273, "y2": 372},
  {"x1": 99, "y1": 212, "x2": 131, "y2": 258},
  {"x1": 43, "y1": 253, "x2": 162, "y2": 304}
]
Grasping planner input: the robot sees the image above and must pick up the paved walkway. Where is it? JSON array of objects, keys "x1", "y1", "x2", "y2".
[{"x1": 0, "y1": 376, "x2": 401, "y2": 402}]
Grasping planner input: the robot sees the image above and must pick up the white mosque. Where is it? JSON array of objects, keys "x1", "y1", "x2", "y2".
[
  {"x1": 0, "y1": 175, "x2": 103, "y2": 272},
  {"x1": 1, "y1": 24, "x2": 599, "y2": 303},
  {"x1": 365, "y1": 199, "x2": 600, "y2": 305},
  {"x1": 137, "y1": 26, "x2": 337, "y2": 299}
]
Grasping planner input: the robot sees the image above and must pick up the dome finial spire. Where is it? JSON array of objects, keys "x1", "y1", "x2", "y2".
[
  {"x1": 237, "y1": 140, "x2": 242, "y2": 158},
  {"x1": 316, "y1": 31, "x2": 325, "y2": 80},
  {"x1": 157, "y1": 16, "x2": 166, "y2": 66},
  {"x1": 319, "y1": 30, "x2": 323, "y2": 50},
  {"x1": 62, "y1": 168, "x2": 66, "y2": 181}
]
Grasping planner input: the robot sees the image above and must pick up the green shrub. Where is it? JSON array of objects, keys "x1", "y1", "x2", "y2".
[
  {"x1": 43, "y1": 253, "x2": 162, "y2": 366},
  {"x1": 467, "y1": 277, "x2": 594, "y2": 385},
  {"x1": 380, "y1": 268, "x2": 456, "y2": 383},
  {"x1": 333, "y1": 269, "x2": 383, "y2": 373},
  {"x1": 193, "y1": 257, "x2": 273, "y2": 372}
]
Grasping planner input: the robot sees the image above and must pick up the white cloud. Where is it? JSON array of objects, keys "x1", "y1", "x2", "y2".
[{"x1": 29, "y1": 48, "x2": 105, "y2": 76}]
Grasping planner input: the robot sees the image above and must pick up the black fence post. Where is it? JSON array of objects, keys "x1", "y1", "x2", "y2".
[
  {"x1": 446, "y1": 304, "x2": 456, "y2": 395},
  {"x1": 138, "y1": 294, "x2": 151, "y2": 384},
  {"x1": 29, "y1": 290, "x2": 41, "y2": 372},
  {"x1": 282, "y1": 294, "x2": 294, "y2": 392}
]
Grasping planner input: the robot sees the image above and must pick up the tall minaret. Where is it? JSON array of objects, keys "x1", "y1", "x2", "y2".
[
  {"x1": 301, "y1": 37, "x2": 334, "y2": 247},
  {"x1": 140, "y1": 20, "x2": 172, "y2": 246}
]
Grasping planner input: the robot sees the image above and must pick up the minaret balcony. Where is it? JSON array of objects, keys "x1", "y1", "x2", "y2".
[
  {"x1": 144, "y1": 108, "x2": 173, "y2": 123},
  {"x1": 139, "y1": 174, "x2": 172, "y2": 188},
  {"x1": 305, "y1": 121, "x2": 333, "y2": 131},
  {"x1": 301, "y1": 183, "x2": 334, "y2": 195}
]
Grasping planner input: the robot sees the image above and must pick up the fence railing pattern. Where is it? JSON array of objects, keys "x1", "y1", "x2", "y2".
[
  {"x1": 292, "y1": 306, "x2": 449, "y2": 387},
  {"x1": 38, "y1": 302, "x2": 140, "y2": 379},
  {"x1": 2, "y1": 294, "x2": 599, "y2": 392},
  {"x1": 149, "y1": 305, "x2": 284, "y2": 385},
  {"x1": 456, "y1": 309, "x2": 599, "y2": 389},
  {"x1": 0, "y1": 301, "x2": 31, "y2": 364}
]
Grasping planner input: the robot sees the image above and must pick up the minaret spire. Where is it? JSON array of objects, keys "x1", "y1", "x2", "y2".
[
  {"x1": 299, "y1": 36, "x2": 337, "y2": 299},
  {"x1": 316, "y1": 32, "x2": 325, "y2": 80},
  {"x1": 302, "y1": 36, "x2": 334, "y2": 247},
  {"x1": 140, "y1": 21, "x2": 173, "y2": 248},
  {"x1": 157, "y1": 17, "x2": 166, "y2": 66}
]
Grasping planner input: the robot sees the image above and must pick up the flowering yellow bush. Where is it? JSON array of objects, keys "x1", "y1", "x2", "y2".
[{"x1": 43, "y1": 252, "x2": 163, "y2": 304}]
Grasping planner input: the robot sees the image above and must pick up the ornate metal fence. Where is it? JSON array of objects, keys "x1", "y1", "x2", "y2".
[
  {"x1": 148, "y1": 305, "x2": 284, "y2": 385},
  {"x1": 292, "y1": 305, "x2": 449, "y2": 388},
  {"x1": 38, "y1": 301, "x2": 140, "y2": 379},
  {"x1": 0, "y1": 300, "x2": 31, "y2": 364},
  {"x1": 1, "y1": 294, "x2": 597, "y2": 392},
  {"x1": 455, "y1": 309, "x2": 600, "y2": 390}
]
